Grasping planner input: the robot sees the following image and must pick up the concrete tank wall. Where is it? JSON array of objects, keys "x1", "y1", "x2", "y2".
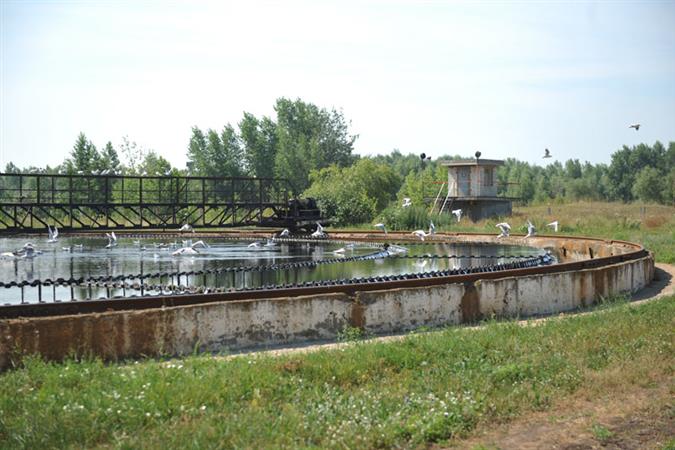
[{"x1": 0, "y1": 248, "x2": 654, "y2": 370}]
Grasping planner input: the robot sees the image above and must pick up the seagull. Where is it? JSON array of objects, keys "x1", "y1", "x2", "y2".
[
  {"x1": 0, "y1": 242, "x2": 42, "y2": 258},
  {"x1": 47, "y1": 225, "x2": 59, "y2": 243},
  {"x1": 172, "y1": 240, "x2": 208, "y2": 256},
  {"x1": 374, "y1": 223, "x2": 387, "y2": 234},
  {"x1": 311, "y1": 222, "x2": 327, "y2": 238},
  {"x1": 248, "y1": 242, "x2": 262, "y2": 248},
  {"x1": 105, "y1": 232, "x2": 117, "y2": 249},
  {"x1": 411, "y1": 229, "x2": 429, "y2": 241},
  {"x1": 428, "y1": 220, "x2": 436, "y2": 236},
  {"x1": 333, "y1": 247, "x2": 346, "y2": 255},
  {"x1": 628, "y1": 123, "x2": 640, "y2": 131},
  {"x1": 451, "y1": 209, "x2": 462, "y2": 222},
  {"x1": 546, "y1": 221, "x2": 559, "y2": 232},
  {"x1": 402, "y1": 198, "x2": 412, "y2": 208},
  {"x1": 179, "y1": 223, "x2": 194, "y2": 233},
  {"x1": 264, "y1": 239, "x2": 278, "y2": 247},
  {"x1": 278, "y1": 228, "x2": 291, "y2": 238},
  {"x1": 525, "y1": 220, "x2": 536, "y2": 238},
  {"x1": 496, "y1": 222, "x2": 511, "y2": 238},
  {"x1": 543, "y1": 148, "x2": 552, "y2": 159}
]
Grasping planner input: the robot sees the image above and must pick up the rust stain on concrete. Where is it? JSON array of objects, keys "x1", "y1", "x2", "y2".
[{"x1": 460, "y1": 282, "x2": 481, "y2": 323}]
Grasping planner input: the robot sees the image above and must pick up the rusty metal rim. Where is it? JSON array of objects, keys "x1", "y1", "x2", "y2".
[{"x1": 0, "y1": 232, "x2": 649, "y2": 319}]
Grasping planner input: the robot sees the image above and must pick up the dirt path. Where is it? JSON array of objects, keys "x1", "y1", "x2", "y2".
[{"x1": 451, "y1": 378, "x2": 673, "y2": 450}]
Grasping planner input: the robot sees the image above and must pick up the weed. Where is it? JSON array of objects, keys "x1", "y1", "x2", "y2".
[
  {"x1": 590, "y1": 423, "x2": 614, "y2": 442},
  {"x1": 336, "y1": 325, "x2": 369, "y2": 342}
]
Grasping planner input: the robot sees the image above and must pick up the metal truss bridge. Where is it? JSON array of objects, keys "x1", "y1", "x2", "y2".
[{"x1": 0, "y1": 173, "x2": 320, "y2": 231}]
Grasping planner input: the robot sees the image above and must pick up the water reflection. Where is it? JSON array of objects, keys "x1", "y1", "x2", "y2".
[{"x1": 0, "y1": 236, "x2": 546, "y2": 304}]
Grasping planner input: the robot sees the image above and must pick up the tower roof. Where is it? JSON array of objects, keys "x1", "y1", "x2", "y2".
[{"x1": 440, "y1": 159, "x2": 504, "y2": 167}]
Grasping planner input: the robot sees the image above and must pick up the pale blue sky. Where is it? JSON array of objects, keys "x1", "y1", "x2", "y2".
[{"x1": 1, "y1": 0, "x2": 674, "y2": 169}]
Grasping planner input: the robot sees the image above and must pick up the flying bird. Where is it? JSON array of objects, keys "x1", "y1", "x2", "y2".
[
  {"x1": 451, "y1": 209, "x2": 462, "y2": 222},
  {"x1": 374, "y1": 223, "x2": 387, "y2": 234},
  {"x1": 311, "y1": 222, "x2": 327, "y2": 238},
  {"x1": 402, "y1": 198, "x2": 412, "y2": 208},
  {"x1": 172, "y1": 240, "x2": 208, "y2": 256},
  {"x1": 546, "y1": 221, "x2": 559, "y2": 232},
  {"x1": 525, "y1": 220, "x2": 536, "y2": 238},
  {"x1": 496, "y1": 222, "x2": 511, "y2": 238},
  {"x1": 411, "y1": 229, "x2": 429, "y2": 241},
  {"x1": 278, "y1": 228, "x2": 291, "y2": 238},
  {"x1": 1, "y1": 243, "x2": 41, "y2": 259},
  {"x1": 105, "y1": 232, "x2": 117, "y2": 249},
  {"x1": 47, "y1": 225, "x2": 59, "y2": 243},
  {"x1": 333, "y1": 247, "x2": 346, "y2": 255},
  {"x1": 179, "y1": 223, "x2": 194, "y2": 233},
  {"x1": 628, "y1": 123, "x2": 640, "y2": 131},
  {"x1": 543, "y1": 148, "x2": 552, "y2": 158}
]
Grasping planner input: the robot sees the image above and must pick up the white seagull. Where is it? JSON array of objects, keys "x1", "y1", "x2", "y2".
[
  {"x1": 411, "y1": 229, "x2": 429, "y2": 241},
  {"x1": 1, "y1": 243, "x2": 41, "y2": 259},
  {"x1": 105, "y1": 232, "x2": 117, "y2": 248},
  {"x1": 333, "y1": 247, "x2": 346, "y2": 255},
  {"x1": 374, "y1": 223, "x2": 387, "y2": 234},
  {"x1": 172, "y1": 240, "x2": 208, "y2": 256},
  {"x1": 278, "y1": 228, "x2": 291, "y2": 238},
  {"x1": 248, "y1": 241, "x2": 262, "y2": 248},
  {"x1": 311, "y1": 222, "x2": 327, "y2": 238},
  {"x1": 628, "y1": 123, "x2": 640, "y2": 131},
  {"x1": 402, "y1": 197, "x2": 412, "y2": 208},
  {"x1": 451, "y1": 209, "x2": 462, "y2": 222},
  {"x1": 496, "y1": 222, "x2": 511, "y2": 238},
  {"x1": 525, "y1": 220, "x2": 536, "y2": 238},
  {"x1": 546, "y1": 221, "x2": 559, "y2": 232},
  {"x1": 47, "y1": 225, "x2": 59, "y2": 243},
  {"x1": 179, "y1": 223, "x2": 194, "y2": 233}
]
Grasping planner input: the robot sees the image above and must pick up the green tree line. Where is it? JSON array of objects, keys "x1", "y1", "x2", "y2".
[{"x1": 3, "y1": 98, "x2": 673, "y2": 227}]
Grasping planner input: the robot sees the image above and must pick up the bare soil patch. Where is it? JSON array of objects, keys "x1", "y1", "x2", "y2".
[{"x1": 450, "y1": 377, "x2": 673, "y2": 450}]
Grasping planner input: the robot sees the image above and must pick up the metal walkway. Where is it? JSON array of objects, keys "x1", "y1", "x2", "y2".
[{"x1": 0, "y1": 173, "x2": 318, "y2": 231}]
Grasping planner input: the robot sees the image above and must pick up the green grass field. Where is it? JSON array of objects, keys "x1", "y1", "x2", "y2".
[{"x1": 0, "y1": 296, "x2": 672, "y2": 449}]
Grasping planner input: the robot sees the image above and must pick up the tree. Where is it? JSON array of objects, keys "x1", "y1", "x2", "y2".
[
  {"x1": 274, "y1": 98, "x2": 357, "y2": 193},
  {"x1": 632, "y1": 166, "x2": 664, "y2": 203},
  {"x1": 67, "y1": 132, "x2": 99, "y2": 173},
  {"x1": 100, "y1": 141, "x2": 121, "y2": 173},
  {"x1": 119, "y1": 136, "x2": 147, "y2": 174},
  {"x1": 239, "y1": 113, "x2": 278, "y2": 179},
  {"x1": 186, "y1": 127, "x2": 208, "y2": 175}
]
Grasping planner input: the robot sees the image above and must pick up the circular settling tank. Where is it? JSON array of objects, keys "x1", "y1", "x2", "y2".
[{"x1": 0, "y1": 233, "x2": 551, "y2": 305}]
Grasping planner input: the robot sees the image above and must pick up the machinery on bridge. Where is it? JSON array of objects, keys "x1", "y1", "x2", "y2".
[{"x1": 0, "y1": 172, "x2": 323, "y2": 232}]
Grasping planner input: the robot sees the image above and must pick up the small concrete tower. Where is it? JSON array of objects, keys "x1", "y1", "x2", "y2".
[{"x1": 438, "y1": 157, "x2": 512, "y2": 221}]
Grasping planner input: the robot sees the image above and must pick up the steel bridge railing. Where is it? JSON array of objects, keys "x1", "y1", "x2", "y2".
[{"x1": 0, "y1": 173, "x2": 294, "y2": 231}]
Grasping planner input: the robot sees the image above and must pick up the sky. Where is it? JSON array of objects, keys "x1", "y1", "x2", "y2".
[{"x1": 1, "y1": 0, "x2": 674, "y2": 170}]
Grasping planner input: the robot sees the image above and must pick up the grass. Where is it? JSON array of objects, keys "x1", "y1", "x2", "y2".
[
  {"x1": 367, "y1": 201, "x2": 675, "y2": 263},
  {"x1": 0, "y1": 295, "x2": 672, "y2": 449},
  {"x1": 590, "y1": 423, "x2": 614, "y2": 443}
]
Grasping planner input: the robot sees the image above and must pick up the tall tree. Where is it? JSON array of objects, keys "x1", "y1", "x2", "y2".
[
  {"x1": 186, "y1": 126, "x2": 208, "y2": 175},
  {"x1": 67, "y1": 132, "x2": 100, "y2": 173},
  {"x1": 239, "y1": 113, "x2": 277, "y2": 179},
  {"x1": 100, "y1": 141, "x2": 121, "y2": 173},
  {"x1": 274, "y1": 98, "x2": 357, "y2": 193}
]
